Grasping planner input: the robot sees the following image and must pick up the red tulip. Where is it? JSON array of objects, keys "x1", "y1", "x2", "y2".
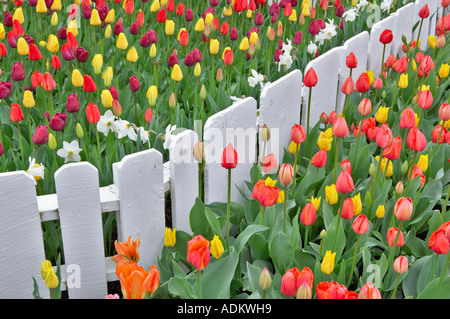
[
  {"x1": 338, "y1": 197, "x2": 355, "y2": 219},
  {"x1": 41, "y1": 73, "x2": 56, "y2": 91},
  {"x1": 221, "y1": 143, "x2": 238, "y2": 169},
  {"x1": 379, "y1": 29, "x2": 393, "y2": 44},
  {"x1": 223, "y1": 48, "x2": 233, "y2": 66},
  {"x1": 303, "y1": 67, "x2": 318, "y2": 87},
  {"x1": 145, "y1": 108, "x2": 153, "y2": 124},
  {"x1": 10, "y1": 103, "x2": 24, "y2": 122},
  {"x1": 352, "y1": 214, "x2": 369, "y2": 234},
  {"x1": 406, "y1": 127, "x2": 426, "y2": 152},
  {"x1": 220, "y1": 22, "x2": 230, "y2": 35},
  {"x1": 281, "y1": 267, "x2": 314, "y2": 297},
  {"x1": 393, "y1": 56, "x2": 408, "y2": 73},
  {"x1": 375, "y1": 122, "x2": 393, "y2": 149},
  {"x1": 394, "y1": 196, "x2": 413, "y2": 221},
  {"x1": 86, "y1": 102, "x2": 101, "y2": 124},
  {"x1": 175, "y1": 3, "x2": 185, "y2": 16},
  {"x1": 187, "y1": 235, "x2": 210, "y2": 270},
  {"x1": 283, "y1": 3, "x2": 292, "y2": 17},
  {"x1": 346, "y1": 52, "x2": 357, "y2": 69},
  {"x1": 156, "y1": 8, "x2": 167, "y2": 23},
  {"x1": 311, "y1": 149, "x2": 327, "y2": 168},
  {"x1": 384, "y1": 54, "x2": 396, "y2": 69},
  {"x1": 408, "y1": 164, "x2": 426, "y2": 188},
  {"x1": 399, "y1": 107, "x2": 416, "y2": 129},
  {"x1": 336, "y1": 169, "x2": 354, "y2": 194},
  {"x1": 51, "y1": 55, "x2": 61, "y2": 70},
  {"x1": 428, "y1": 229, "x2": 449, "y2": 254},
  {"x1": 316, "y1": 281, "x2": 349, "y2": 299},
  {"x1": 340, "y1": 159, "x2": 352, "y2": 175},
  {"x1": 328, "y1": 111, "x2": 337, "y2": 125},
  {"x1": 83, "y1": 75, "x2": 97, "y2": 92},
  {"x1": 28, "y1": 43, "x2": 42, "y2": 61},
  {"x1": 251, "y1": 179, "x2": 279, "y2": 207},
  {"x1": 341, "y1": 76, "x2": 354, "y2": 95},
  {"x1": 278, "y1": 163, "x2": 294, "y2": 186},
  {"x1": 32, "y1": 125, "x2": 49, "y2": 145},
  {"x1": 166, "y1": 0, "x2": 175, "y2": 11},
  {"x1": 418, "y1": 4, "x2": 429, "y2": 19},
  {"x1": 394, "y1": 256, "x2": 409, "y2": 274},
  {"x1": 0, "y1": 42, "x2": 7, "y2": 57},
  {"x1": 382, "y1": 136, "x2": 402, "y2": 161},
  {"x1": 432, "y1": 125, "x2": 447, "y2": 144},
  {"x1": 419, "y1": 55, "x2": 434, "y2": 76},
  {"x1": 417, "y1": 90, "x2": 433, "y2": 109},
  {"x1": 387, "y1": 226, "x2": 404, "y2": 247},
  {"x1": 355, "y1": 72, "x2": 370, "y2": 93},
  {"x1": 332, "y1": 116, "x2": 349, "y2": 138},
  {"x1": 49, "y1": 113, "x2": 67, "y2": 131},
  {"x1": 300, "y1": 202, "x2": 317, "y2": 226},
  {"x1": 11, "y1": 62, "x2": 25, "y2": 82},
  {"x1": 178, "y1": 29, "x2": 189, "y2": 46},
  {"x1": 438, "y1": 103, "x2": 450, "y2": 122},
  {"x1": 290, "y1": 124, "x2": 306, "y2": 144}
]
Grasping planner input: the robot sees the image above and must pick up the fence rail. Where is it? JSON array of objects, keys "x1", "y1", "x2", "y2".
[{"x1": 0, "y1": 0, "x2": 443, "y2": 299}]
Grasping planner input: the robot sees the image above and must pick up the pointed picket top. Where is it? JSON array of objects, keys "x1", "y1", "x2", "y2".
[
  {"x1": 55, "y1": 162, "x2": 107, "y2": 299},
  {"x1": 0, "y1": 171, "x2": 49, "y2": 299},
  {"x1": 113, "y1": 149, "x2": 165, "y2": 270}
]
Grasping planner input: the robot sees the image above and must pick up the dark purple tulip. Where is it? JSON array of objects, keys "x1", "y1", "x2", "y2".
[
  {"x1": 109, "y1": 86, "x2": 119, "y2": 100},
  {"x1": 11, "y1": 62, "x2": 25, "y2": 82},
  {"x1": 43, "y1": 111, "x2": 50, "y2": 122},
  {"x1": 185, "y1": 8, "x2": 193, "y2": 21},
  {"x1": 82, "y1": 4, "x2": 92, "y2": 19},
  {"x1": 44, "y1": 0, "x2": 54, "y2": 9},
  {"x1": 293, "y1": 31, "x2": 303, "y2": 45},
  {"x1": 130, "y1": 21, "x2": 140, "y2": 35},
  {"x1": 192, "y1": 48, "x2": 202, "y2": 62},
  {"x1": 168, "y1": 51, "x2": 178, "y2": 67},
  {"x1": 76, "y1": 47, "x2": 89, "y2": 63},
  {"x1": 274, "y1": 49, "x2": 282, "y2": 62},
  {"x1": 113, "y1": 18, "x2": 124, "y2": 35},
  {"x1": 66, "y1": 94, "x2": 80, "y2": 113},
  {"x1": 184, "y1": 52, "x2": 196, "y2": 67},
  {"x1": 309, "y1": 20, "x2": 321, "y2": 36},
  {"x1": 254, "y1": 12, "x2": 264, "y2": 25},
  {"x1": 229, "y1": 27, "x2": 238, "y2": 41},
  {"x1": 98, "y1": 2, "x2": 109, "y2": 21},
  {"x1": 271, "y1": 13, "x2": 278, "y2": 24},
  {"x1": 62, "y1": 45, "x2": 76, "y2": 61},
  {"x1": 317, "y1": 19, "x2": 326, "y2": 29},
  {"x1": 0, "y1": 141, "x2": 4, "y2": 157},
  {"x1": 4, "y1": 12, "x2": 13, "y2": 27},
  {"x1": 210, "y1": 0, "x2": 218, "y2": 6},
  {"x1": 24, "y1": 35, "x2": 35, "y2": 44},
  {"x1": 0, "y1": 81, "x2": 12, "y2": 99},
  {"x1": 28, "y1": 0, "x2": 37, "y2": 6},
  {"x1": 49, "y1": 113, "x2": 67, "y2": 131},
  {"x1": 33, "y1": 125, "x2": 49, "y2": 145},
  {"x1": 7, "y1": 33, "x2": 18, "y2": 48},
  {"x1": 129, "y1": 76, "x2": 140, "y2": 92},
  {"x1": 336, "y1": 5, "x2": 345, "y2": 17},
  {"x1": 57, "y1": 27, "x2": 67, "y2": 40},
  {"x1": 269, "y1": 2, "x2": 280, "y2": 16}
]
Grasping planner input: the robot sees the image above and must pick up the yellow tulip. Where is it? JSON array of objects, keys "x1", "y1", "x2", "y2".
[
  {"x1": 352, "y1": 193, "x2": 362, "y2": 216},
  {"x1": 102, "y1": 66, "x2": 113, "y2": 87},
  {"x1": 50, "y1": 12, "x2": 58, "y2": 26},
  {"x1": 163, "y1": 227, "x2": 176, "y2": 247},
  {"x1": 412, "y1": 59, "x2": 417, "y2": 71},
  {"x1": 126, "y1": 46, "x2": 139, "y2": 63},
  {"x1": 41, "y1": 260, "x2": 59, "y2": 289},
  {"x1": 375, "y1": 106, "x2": 389, "y2": 124},
  {"x1": 36, "y1": 0, "x2": 48, "y2": 13},
  {"x1": 116, "y1": 32, "x2": 128, "y2": 50},
  {"x1": 210, "y1": 39, "x2": 220, "y2": 55},
  {"x1": 150, "y1": 0, "x2": 160, "y2": 12},
  {"x1": 311, "y1": 196, "x2": 321, "y2": 211},
  {"x1": 160, "y1": 0, "x2": 168, "y2": 5},
  {"x1": 246, "y1": 9, "x2": 253, "y2": 19},
  {"x1": 321, "y1": 250, "x2": 336, "y2": 275},
  {"x1": 105, "y1": 9, "x2": 115, "y2": 24},
  {"x1": 249, "y1": 32, "x2": 259, "y2": 45},
  {"x1": 101, "y1": 90, "x2": 113, "y2": 108},
  {"x1": 265, "y1": 177, "x2": 277, "y2": 187},
  {"x1": 428, "y1": 35, "x2": 437, "y2": 49},
  {"x1": 17, "y1": 37, "x2": 29, "y2": 56},
  {"x1": 317, "y1": 130, "x2": 333, "y2": 151},
  {"x1": 398, "y1": 73, "x2": 408, "y2": 89},
  {"x1": 301, "y1": 4, "x2": 310, "y2": 17},
  {"x1": 417, "y1": 154, "x2": 428, "y2": 172},
  {"x1": 67, "y1": 20, "x2": 78, "y2": 37},
  {"x1": 205, "y1": 12, "x2": 214, "y2": 25},
  {"x1": 210, "y1": 235, "x2": 224, "y2": 259},
  {"x1": 277, "y1": 190, "x2": 285, "y2": 204},
  {"x1": 376, "y1": 205, "x2": 385, "y2": 218},
  {"x1": 50, "y1": 0, "x2": 61, "y2": 11},
  {"x1": 239, "y1": 37, "x2": 249, "y2": 51},
  {"x1": 289, "y1": 9, "x2": 297, "y2": 22},
  {"x1": 105, "y1": 24, "x2": 112, "y2": 39},
  {"x1": 194, "y1": 63, "x2": 201, "y2": 77},
  {"x1": 0, "y1": 23, "x2": 5, "y2": 40},
  {"x1": 23, "y1": 90, "x2": 35, "y2": 108},
  {"x1": 91, "y1": 54, "x2": 103, "y2": 74},
  {"x1": 72, "y1": 69, "x2": 84, "y2": 87},
  {"x1": 325, "y1": 184, "x2": 338, "y2": 205},
  {"x1": 90, "y1": 8, "x2": 102, "y2": 26},
  {"x1": 375, "y1": 156, "x2": 393, "y2": 177},
  {"x1": 46, "y1": 34, "x2": 59, "y2": 53},
  {"x1": 165, "y1": 20, "x2": 175, "y2": 35},
  {"x1": 439, "y1": 64, "x2": 449, "y2": 79},
  {"x1": 13, "y1": 7, "x2": 24, "y2": 24},
  {"x1": 149, "y1": 43, "x2": 157, "y2": 58},
  {"x1": 195, "y1": 18, "x2": 205, "y2": 32},
  {"x1": 288, "y1": 141, "x2": 298, "y2": 154},
  {"x1": 171, "y1": 64, "x2": 183, "y2": 82},
  {"x1": 366, "y1": 70, "x2": 374, "y2": 86},
  {"x1": 146, "y1": 85, "x2": 158, "y2": 106}
]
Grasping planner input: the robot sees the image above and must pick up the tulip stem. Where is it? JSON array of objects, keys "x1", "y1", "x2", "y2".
[
  {"x1": 435, "y1": 251, "x2": 450, "y2": 298},
  {"x1": 226, "y1": 168, "x2": 231, "y2": 250},
  {"x1": 291, "y1": 143, "x2": 301, "y2": 198},
  {"x1": 332, "y1": 195, "x2": 344, "y2": 252},
  {"x1": 96, "y1": 128, "x2": 102, "y2": 174},
  {"x1": 333, "y1": 137, "x2": 341, "y2": 184},
  {"x1": 304, "y1": 225, "x2": 309, "y2": 250},
  {"x1": 391, "y1": 273, "x2": 401, "y2": 299},
  {"x1": 416, "y1": 18, "x2": 424, "y2": 46},
  {"x1": 283, "y1": 184, "x2": 287, "y2": 233},
  {"x1": 384, "y1": 221, "x2": 403, "y2": 288},
  {"x1": 432, "y1": 125, "x2": 445, "y2": 157},
  {"x1": 197, "y1": 270, "x2": 202, "y2": 299},
  {"x1": 347, "y1": 233, "x2": 360, "y2": 288},
  {"x1": 442, "y1": 183, "x2": 450, "y2": 215},
  {"x1": 352, "y1": 114, "x2": 364, "y2": 171},
  {"x1": 17, "y1": 122, "x2": 24, "y2": 168},
  {"x1": 404, "y1": 151, "x2": 417, "y2": 196},
  {"x1": 307, "y1": 88, "x2": 312, "y2": 135}
]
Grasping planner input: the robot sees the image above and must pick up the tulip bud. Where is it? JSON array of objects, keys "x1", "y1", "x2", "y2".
[
  {"x1": 395, "y1": 181, "x2": 404, "y2": 195},
  {"x1": 193, "y1": 141, "x2": 204, "y2": 162},
  {"x1": 260, "y1": 124, "x2": 270, "y2": 142},
  {"x1": 376, "y1": 205, "x2": 386, "y2": 218},
  {"x1": 394, "y1": 256, "x2": 409, "y2": 274},
  {"x1": 48, "y1": 133, "x2": 57, "y2": 150},
  {"x1": 169, "y1": 92, "x2": 176, "y2": 108},
  {"x1": 216, "y1": 67, "x2": 223, "y2": 82},
  {"x1": 369, "y1": 163, "x2": 376, "y2": 176},
  {"x1": 112, "y1": 99, "x2": 122, "y2": 117},
  {"x1": 210, "y1": 235, "x2": 224, "y2": 259},
  {"x1": 320, "y1": 229, "x2": 327, "y2": 239},
  {"x1": 259, "y1": 268, "x2": 272, "y2": 291},
  {"x1": 76, "y1": 123, "x2": 84, "y2": 138},
  {"x1": 200, "y1": 84, "x2": 206, "y2": 100},
  {"x1": 296, "y1": 282, "x2": 312, "y2": 299}
]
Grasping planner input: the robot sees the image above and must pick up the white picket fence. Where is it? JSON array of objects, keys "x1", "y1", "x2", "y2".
[{"x1": 0, "y1": 0, "x2": 443, "y2": 299}]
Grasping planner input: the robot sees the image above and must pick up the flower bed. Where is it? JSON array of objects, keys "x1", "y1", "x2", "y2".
[{"x1": 0, "y1": 0, "x2": 449, "y2": 300}]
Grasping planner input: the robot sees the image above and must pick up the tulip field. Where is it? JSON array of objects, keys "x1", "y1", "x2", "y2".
[{"x1": 1, "y1": 0, "x2": 450, "y2": 301}]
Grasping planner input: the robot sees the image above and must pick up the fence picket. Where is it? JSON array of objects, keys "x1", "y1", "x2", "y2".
[
  {"x1": 169, "y1": 129, "x2": 199, "y2": 235},
  {"x1": 54, "y1": 162, "x2": 107, "y2": 299},
  {"x1": 203, "y1": 97, "x2": 257, "y2": 205},
  {"x1": 393, "y1": 3, "x2": 416, "y2": 58},
  {"x1": 112, "y1": 149, "x2": 165, "y2": 271},
  {"x1": 0, "y1": 171, "x2": 49, "y2": 299},
  {"x1": 259, "y1": 69, "x2": 303, "y2": 167}
]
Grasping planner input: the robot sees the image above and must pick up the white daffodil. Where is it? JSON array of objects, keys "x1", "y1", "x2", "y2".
[
  {"x1": 115, "y1": 119, "x2": 137, "y2": 141},
  {"x1": 248, "y1": 69, "x2": 265, "y2": 88},
  {"x1": 163, "y1": 124, "x2": 177, "y2": 150},
  {"x1": 380, "y1": 0, "x2": 393, "y2": 12},
  {"x1": 307, "y1": 41, "x2": 318, "y2": 55},
  {"x1": 57, "y1": 140, "x2": 82, "y2": 163},
  {"x1": 97, "y1": 110, "x2": 116, "y2": 136},
  {"x1": 138, "y1": 127, "x2": 150, "y2": 144},
  {"x1": 356, "y1": 0, "x2": 369, "y2": 11},
  {"x1": 342, "y1": 8, "x2": 358, "y2": 22},
  {"x1": 278, "y1": 39, "x2": 294, "y2": 72},
  {"x1": 27, "y1": 157, "x2": 45, "y2": 183}
]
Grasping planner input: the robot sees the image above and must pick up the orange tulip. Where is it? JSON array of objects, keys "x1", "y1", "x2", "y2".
[
  {"x1": 113, "y1": 236, "x2": 140, "y2": 263},
  {"x1": 252, "y1": 179, "x2": 280, "y2": 207},
  {"x1": 187, "y1": 235, "x2": 210, "y2": 271},
  {"x1": 116, "y1": 261, "x2": 160, "y2": 299}
]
